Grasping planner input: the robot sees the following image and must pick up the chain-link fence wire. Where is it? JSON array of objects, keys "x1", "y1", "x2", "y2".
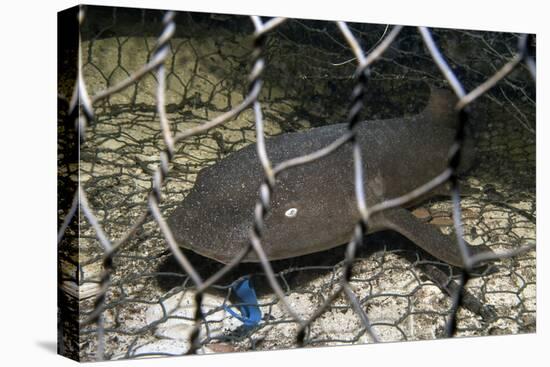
[{"x1": 57, "y1": 5, "x2": 536, "y2": 361}]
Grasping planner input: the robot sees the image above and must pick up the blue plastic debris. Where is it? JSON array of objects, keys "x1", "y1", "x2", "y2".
[{"x1": 223, "y1": 277, "x2": 262, "y2": 327}]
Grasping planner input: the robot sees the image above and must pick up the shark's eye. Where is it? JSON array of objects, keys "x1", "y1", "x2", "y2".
[{"x1": 285, "y1": 208, "x2": 298, "y2": 218}]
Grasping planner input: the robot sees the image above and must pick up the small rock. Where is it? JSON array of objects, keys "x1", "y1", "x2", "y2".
[
  {"x1": 461, "y1": 208, "x2": 478, "y2": 219},
  {"x1": 204, "y1": 343, "x2": 236, "y2": 354},
  {"x1": 468, "y1": 178, "x2": 481, "y2": 187},
  {"x1": 412, "y1": 207, "x2": 431, "y2": 222}
]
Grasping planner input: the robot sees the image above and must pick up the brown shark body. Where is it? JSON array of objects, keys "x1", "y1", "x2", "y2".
[{"x1": 167, "y1": 88, "x2": 490, "y2": 266}]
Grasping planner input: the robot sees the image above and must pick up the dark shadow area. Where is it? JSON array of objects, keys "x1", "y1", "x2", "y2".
[{"x1": 155, "y1": 228, "x2": 495, "y2": 307}]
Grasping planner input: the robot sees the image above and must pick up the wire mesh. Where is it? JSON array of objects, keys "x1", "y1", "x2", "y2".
[{"x1": 57, "y1": 5, "x2": 536, "y2": 361}]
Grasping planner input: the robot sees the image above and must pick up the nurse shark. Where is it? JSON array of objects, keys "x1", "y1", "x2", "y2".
[{"x1": 167, "y1": 87, "x2": 493, "y2": 268}]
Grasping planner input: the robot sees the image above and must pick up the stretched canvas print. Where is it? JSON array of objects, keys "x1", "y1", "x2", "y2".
[{"x1": 57, "y1": 4, "x2": 536, "y2": 362}]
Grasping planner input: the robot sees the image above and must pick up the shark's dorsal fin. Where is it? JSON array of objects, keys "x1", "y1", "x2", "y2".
[{"x1": 420, "y1": 86, "x2": 459, "y2": 129}]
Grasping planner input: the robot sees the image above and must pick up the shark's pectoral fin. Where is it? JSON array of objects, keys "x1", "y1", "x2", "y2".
[{"x1": 375, "y1": 207, "x2": 492, "y2": 268}]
